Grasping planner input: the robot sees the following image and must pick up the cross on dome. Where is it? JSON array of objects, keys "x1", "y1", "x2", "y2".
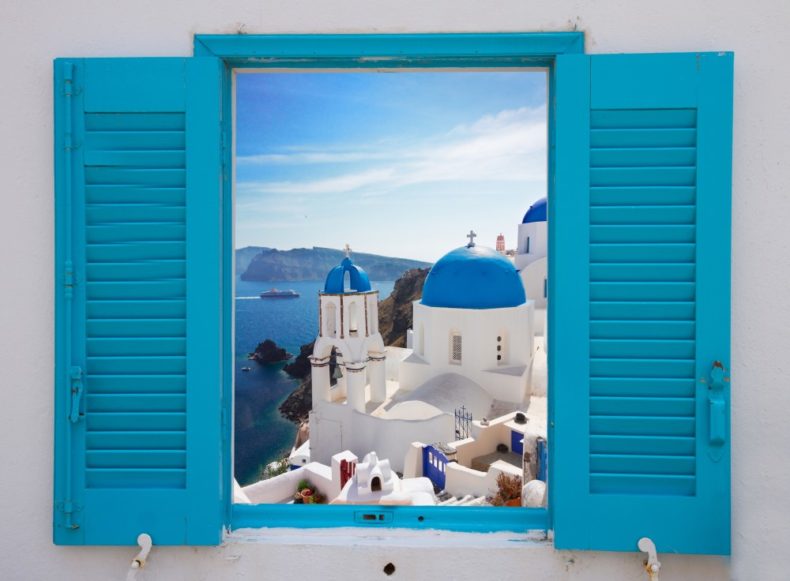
[
  {"x1": 466, "y1": 230, "x2": 477, "y2": 248},
  {"x1": 344, "y1": 243, "x2": 352, "y2": 257}
]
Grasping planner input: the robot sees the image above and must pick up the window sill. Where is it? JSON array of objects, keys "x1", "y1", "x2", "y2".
[
  {"x1": 225, "y1": 524, "x2": 550, "y2": 549},
  {"x1": 231, "y1": 503, "x2": 548, "y2": 535}
]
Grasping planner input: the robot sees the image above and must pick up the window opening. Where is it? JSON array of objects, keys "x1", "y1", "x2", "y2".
[
  {"x1": 349, "y1": 301, "x2": 359, "y2": 336},
  {"x1": 325, "y1": 302, "x2": 337, "y2": 338},
  {"x1": 496, "y1": 333, "x2": 507, "y2": 365},
  {"x1": 451, "y1": 333, "x2": 463, "y2": 363},
  {"x1": 232, "y1": 69, "x2": 548, "y2": 511}
]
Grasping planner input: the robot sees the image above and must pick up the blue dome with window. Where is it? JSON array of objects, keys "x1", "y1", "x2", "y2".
[
  {"x1": 522, "y1": 197, "x2": 547, "y2": 224},
  {"x1": 324, "y1": 256, "x2": 372, "y2": 294},
  {"x1": 421, "y1": 244, "x2": 526, "y2": 310}
]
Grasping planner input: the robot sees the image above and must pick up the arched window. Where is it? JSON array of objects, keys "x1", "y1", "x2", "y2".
[
  {"x1": 325, "y1": 302, "x2": 337, "y2": 338},
  {"x1": 526, "y1": 236, "x2": 531, "y2": 254},
  {"x1": 348, "y1": 301, "x2": 359, "y2": 335},
  {"x1": 343, "y1": 270, "x2": 351, "y2": 291},
  {"x1": 367, "y1": 296, "x2": 376, "y2": 334},
  {"x1": 418, "y1": 324, "x2": 425, "y2": 357},
  {"x1": 329, "y1": 347, "x2": 342, "y2": 387}
]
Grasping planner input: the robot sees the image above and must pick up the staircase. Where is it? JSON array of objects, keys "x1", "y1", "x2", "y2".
[{"x1": 436, "y1": 491, "x2": 490, "y2": 506}]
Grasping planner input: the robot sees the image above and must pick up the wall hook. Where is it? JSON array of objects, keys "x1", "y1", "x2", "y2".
[
  {"x1": 131, "y1": 533, "x2": 153, "y2": 569},
  {"x1": 638, "y1": 537, "x2": 661, "y2": 581}
]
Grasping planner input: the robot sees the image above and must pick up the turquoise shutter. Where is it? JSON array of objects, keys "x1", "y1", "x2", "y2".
[
  {"x1": 54, "y1": 58, "x2": 225, "y2": 545},
  {"x1": 551, "y1": 53, "x2": 733, "y2": 554}
]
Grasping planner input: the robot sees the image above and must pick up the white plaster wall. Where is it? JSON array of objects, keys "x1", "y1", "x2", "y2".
[
  {"x1": 384, "y1": 346, "x2": 410, "y2": 380},
  {"x1": 1, "y1": 0, "x2": 788, "y2": 579},
  {"x1": 241, "y1": 463, "x2": 333, "y2": 504},
  {"x1": 313, "y1": 400, "x2": 453, "y2": 471},
  {"x1": 407, "y1": 302, "x2": 533, "y2": 401},
  {"x1": 515, "y1": 220, "x2": 548, "y2": 269},
  {"x1": 451, "y1": 417, "x2": 514, "y2": 466},
  {"x1": 521, "y1": 256, "x2": 548, "y2": 308}
]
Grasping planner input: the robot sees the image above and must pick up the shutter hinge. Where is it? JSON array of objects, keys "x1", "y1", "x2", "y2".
[
  {"x1": 62, "y1": 67, "x2": 82, "y2": 98},
  {"x1": 61, "y1": 66, "x2": 81, "y2": 151},
  {"x1": 55, "y1": 500, "x2": 82, "y2": 531},
  {"x1": 56, "y1": 500, "x2": 82, "y2": 529},
  {"x1": 69, "y1": 366, "x2": 84, "y2": 424},
  {"x1": 64, "y1": 261, "x2": 75, "y2": 300}
]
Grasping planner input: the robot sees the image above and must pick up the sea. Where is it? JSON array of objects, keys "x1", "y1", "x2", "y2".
[{"x1": 234, "y1": 277, "x2": 395, "y2": 485}]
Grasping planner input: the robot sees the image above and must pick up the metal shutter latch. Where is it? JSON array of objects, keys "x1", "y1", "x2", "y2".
[{"x1": 638, "y1": 537, "x2": 661, "y2": 581}]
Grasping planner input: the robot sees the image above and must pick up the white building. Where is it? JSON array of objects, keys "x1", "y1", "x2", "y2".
[
  {"x1": 309, "y1": 236, "x2": 535, "y2": 472},
  {"x1": 333, "y1": 451, "x2": 437, "y2": 505},
  {"x1": 399, "y1": 240, "x2": 535, "y2": 407},
  {"x1": 515, "y1": 197, "x2": 548, "y2": 310}
]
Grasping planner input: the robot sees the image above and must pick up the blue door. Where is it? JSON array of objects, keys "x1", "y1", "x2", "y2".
[{"x1": 423, "y1": 445, "x2": 448, "y2": 490}]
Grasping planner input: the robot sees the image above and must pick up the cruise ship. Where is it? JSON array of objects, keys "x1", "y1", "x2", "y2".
[{"x1": 259, "y1": 288, "x2": 300, "y2": 299}]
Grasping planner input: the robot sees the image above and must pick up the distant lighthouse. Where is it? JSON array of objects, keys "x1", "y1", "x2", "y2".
[{"x1": 496, "y1": 233, "x2": 506, "y2": 253}]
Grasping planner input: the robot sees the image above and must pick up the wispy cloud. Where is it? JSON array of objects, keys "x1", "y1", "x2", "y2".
[
  {"x1": 237, "y1": 105, "x2": 546, "y2": 197},
  {"x1": 237, "y1": 150, "x2": 394, "y2": 165},
  {"x1": 239, "y1": 168, "x2": 397, "y2": 196}
]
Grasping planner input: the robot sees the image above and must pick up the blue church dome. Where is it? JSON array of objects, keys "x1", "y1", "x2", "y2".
[
  {"x1": 323, "y1": 256, "x2": 372, "y2": 294},
  {"x1": 421, "y1": 245, "x2": 526, "y2": 310},
  {"x1": 522, "y1": 197, "x2": 547, "y2": 224}
]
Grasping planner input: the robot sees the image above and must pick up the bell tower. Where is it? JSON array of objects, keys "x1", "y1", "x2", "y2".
[
  {"x1": 310, "y1": 246, "x2": 386, "y2": 415},
  {"x1": 496, "y1": 233, "x2": 505, "y2": 253}
]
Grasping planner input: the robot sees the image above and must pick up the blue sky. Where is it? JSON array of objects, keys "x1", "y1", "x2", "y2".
[{"x1": 235, "y1": 71, "x2": 547, "y2": 263}]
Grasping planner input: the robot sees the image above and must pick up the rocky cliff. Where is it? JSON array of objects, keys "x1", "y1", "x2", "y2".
[
  {"x1": 240, "y1": 246, "x2": 430, "y2": 282},
  {"x1": 377, "y1": 267, "x2": 430, "y2": 347},
  {"x1": 235, "y1": 246, "x2": 270, "y2": 276},
  {"x1": 278, "y1": 376, "x2": 313, "y2": 425},
  {"x1": 279, "y1": 341, "x2": 338, "y2": 424}
]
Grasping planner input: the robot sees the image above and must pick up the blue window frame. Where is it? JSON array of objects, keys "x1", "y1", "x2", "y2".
[
  {"x1": 193, "y1": 32, "x2": 584, "y2": 535},
  {"x1": 54, "y1": 33, "x2": 732, "y2": 553}
]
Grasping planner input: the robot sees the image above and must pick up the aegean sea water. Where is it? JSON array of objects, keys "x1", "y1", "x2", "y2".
[{"x1": 234, "y1": 277, "x2": 394, "y2": 485}]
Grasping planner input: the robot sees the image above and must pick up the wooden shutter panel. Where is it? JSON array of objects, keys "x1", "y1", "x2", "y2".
[
  {"x1": 551, "y1": 52, "x2": 732, "y2": 554},
  {"x1": 54, "y1": 57, "x2": 225, "y2": 545}
]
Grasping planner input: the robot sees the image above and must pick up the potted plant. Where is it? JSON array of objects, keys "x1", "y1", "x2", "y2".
[
  {"x1": 294, "y1": 479, "x2": 326, "y2": 504},
  {"x1": 491, "y1": 473, "x2": 522, "y2": 507}
]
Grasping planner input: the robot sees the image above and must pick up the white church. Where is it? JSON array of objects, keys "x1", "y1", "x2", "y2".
[
  {"x1": 304, "y1": 198, "x2": 549, "y2": 474},
  {"x1": 515, "y1": 196, "x2": 548, "y2": 311}
]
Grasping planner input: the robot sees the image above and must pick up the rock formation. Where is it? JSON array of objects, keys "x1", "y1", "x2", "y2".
[{"x1": 249, "y1": 339, "x2": 290, "y2": 364}]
